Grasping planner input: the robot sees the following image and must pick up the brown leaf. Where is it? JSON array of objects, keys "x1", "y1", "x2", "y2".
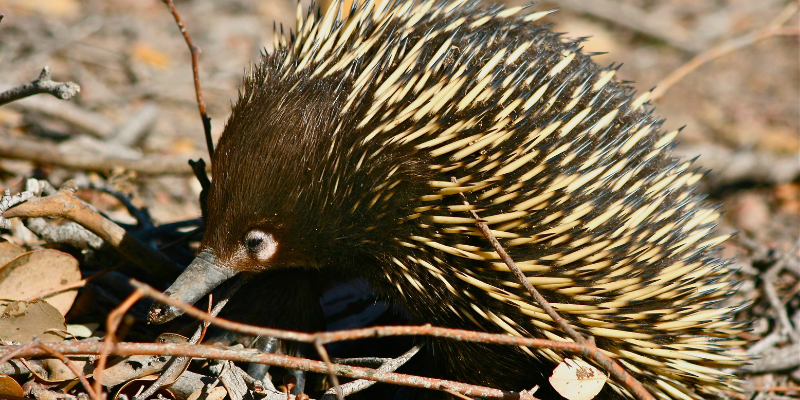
[
  {"x1": 0, "y1": 249, "x2": 81, "y2": 316},
  {"x1": 0, "y1": 300, "x2": 67, "y2": 343},
  {"x1": 99, "y1": 333, "x2": 189, "y2": 387},
  {"x1": 549, "y1": 358, "x2": 607, "y2": 400},
  {"x1": 40, "y1": 358, "x2": 94, "y2": 383},
  {"x1": 115, "y1": 375, "x2": 176, "y2": 400},
  {"x1": 0, "y1": 240, "x2": 25, "y2": 266},
  {"x1": 0, "y1": 374, "x2": 24, "y2": 398}
]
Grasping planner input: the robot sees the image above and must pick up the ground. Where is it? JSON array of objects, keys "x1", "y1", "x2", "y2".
[{"x1": 0, "y1": 0, "x2": 798, "y2": 399}]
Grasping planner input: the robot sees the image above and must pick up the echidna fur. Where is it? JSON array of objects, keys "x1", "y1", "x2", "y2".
[{"x1": 161, "y1": 0, "x2": 750, "y2": 399}]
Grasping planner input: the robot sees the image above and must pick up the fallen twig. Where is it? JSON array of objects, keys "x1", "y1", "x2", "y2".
[
  {"x1": 320, "y1": 346, "x2": 421, "y2": 399},
  {"x1": 676, "y1": 144, "x2": 800, "y2": 188},
  {"x1": 2, "y1": 184, "x2": 182, "y2": 280},
  {"x1": 0, "y1": 135, "x2": 205, "y2": 175},
  {"x1": 314, "y1": 339, "x2": 343, "y2": 400},
  {"x1": 130, "y1": 278, "x2": 651, "y2": 400},
  {"x1": 553, "y1": 0, "x2": 698, "y2": 52},
  {"x1": 105, "y1": 102, "x2": 159, "y2": 147},
  {"x1": 35, "y1": 342, "x2": 101, "y2": 400},
  {"x1": 452, "y1": 177, "x2": 655, "y2": 400},
  {"x1": 132, "y1": 279, "x2": 590, "y2": 352},
  {"x1": 761, "y1": 240, "x2": 800, "y2": 343},
  {"x1": 92, "y1": 288, "x2": 144, "y2": 395},
  {"x1": 0, "y1": 340, "x2": 520, "y2": 400},
  {"x1": 0, "y1": 66, "x2": 80, "y2": 106},
  {"x1": 134, "y1": 277, "x2": 249, "y2": 400},
  {"x1": 650, "y1": 3, "x2": 799, "y2": 101},
  {"x1": 6, "y1": 95, "x2": 114, "y2": 138},
  {"x1": 745, "y1": 341, "x2": 800, "y2": 373},
  {"x1": 162, "y1": 0, "x2": 213, "y2": 158}
]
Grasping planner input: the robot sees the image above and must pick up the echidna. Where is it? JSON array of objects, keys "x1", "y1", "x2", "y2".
[{"x1": 149, "y1": 0, "x2": 747, "y2": 399}]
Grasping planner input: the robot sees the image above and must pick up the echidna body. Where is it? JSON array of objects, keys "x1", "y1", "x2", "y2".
[{"x1": 150, "y1": 1, "x2": 747, "y2": 399}]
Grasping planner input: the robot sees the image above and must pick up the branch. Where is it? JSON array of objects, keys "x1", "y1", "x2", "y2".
[
  {"x1": 554, "y1": 0, "x2": 698, "y2": 52},
  {"x1": 451, "y1": 178, "x2": 655, "y2": 400},
  {"x1": 131, "y1": 276, "x2": 638, "y2": 400},
  {"x1": 677, "y1": 144, "x2": 800, "y2": 188},
  {"x1": 0, "y1": 135, "x2": 206, "y2": 176},
  {"x1": 162, "y1": 0, "x2": 213, "y2": 158},
  {"x1": 0, "y1": 340, "x2": 529, "y2": 400},
  {"x1": 650, "y1": 3, "x2": 799, "y2": 101},
  {"x1": 6, "y1": 95, "x2": 114, "y2": 138},
  {"x1": 0, "y1": 66, "x2": 81, "y2": 106},
  {"x1": 2, "y1": 184, "x2": 182, "y2": 280},
  {"x1": 134, "y1": 279, "x2": 589, "y2": 352},
  {"x1": 320, "y1": 346, "x2": 421, "y2": 399}
]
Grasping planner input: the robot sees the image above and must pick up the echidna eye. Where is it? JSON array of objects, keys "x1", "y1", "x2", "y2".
[
  {"x1": 246, "y1": 236, "x2": 262, "y2": 249},
  {"x1": 243, "y1": 230, "x2": 278, "y2": 262}
]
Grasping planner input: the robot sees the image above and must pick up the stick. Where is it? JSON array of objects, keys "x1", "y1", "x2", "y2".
[{"x1": 0, "y1": 66, "x2": 80, "y2": 106}]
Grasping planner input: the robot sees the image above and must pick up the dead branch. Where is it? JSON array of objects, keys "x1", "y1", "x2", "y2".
[
  {"x1": 746, "y1": 341, "x2": 800, "y2": 374},
  {"x1": 0, "y1": 341, "x2": 522, "y2": 400},
  {"x1": 677, "y1": 144, "x2": 800, "y2": 188},
  {"x1": 452, "y1": 177, "x2": 655, "y2": 400},
  {"x1": 162, "y1": 0, "x2": 213, "y2": 158},
  {"x1": 650, "y1": 3, "x2": 799, "y2": 101},
  {"x1": 553, "y1": 0, "x2": 698, "y2": 52},
  {"x1": 761, "y1": 240, "x2": 800, "y2": 343},
  {"x1": 0, "y1": 67, "x2": 81, "y2": 106},
  {"x1": 133, "y1": 279, "x2": 592, "y2": 353},
  {"x1": 320, "y1": 345, "x2": 421, "y2": 399},
  {"x1": 6, "y1": 96, "x2": 114, "y2": 138},
  {"x1": 1, "y1": 184, "x2": 182, "y2": 280},
  {"x1": 34, "y1": 342, "x2": 101, "y2": 400},
  {"x1": 134, "y1": 277, "x2": 249, "y2": 400},
  {"x1": 314, "y1": 339, "x2": 343, "y2": 400},
  {"x1": 0, "y1": 135, "x2": 205, "y2": 176},
  {"x1": 105, "y1": 102, "x2": 159, "y2": 147},
  {"x1": 92, "y1": 288, "x2": 144, "y2": 395}
]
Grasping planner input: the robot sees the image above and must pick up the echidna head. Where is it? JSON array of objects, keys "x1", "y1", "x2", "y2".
[{"x1": 149, "y1": 68, "x2": 428, "y2": 323}]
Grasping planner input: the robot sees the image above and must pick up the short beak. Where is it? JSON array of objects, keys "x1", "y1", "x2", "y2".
[{"x1": 148, "y1": 249, "x2": 239, "y2": 324}]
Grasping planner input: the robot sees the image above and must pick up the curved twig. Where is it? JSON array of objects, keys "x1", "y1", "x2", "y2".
[{"x1": 650, "y1": 3, "x2": 799, "y2": 101}]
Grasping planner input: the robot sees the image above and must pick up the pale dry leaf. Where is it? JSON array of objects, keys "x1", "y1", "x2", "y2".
[
  {"x1": 0, "y1": 249, "x2": 81, "y2": 316},
  {"x1": 549, "y1": 358, "x2": 607, "y2": 400},
  {"x1": 66, "y1": 323, "x2": 97, "y2": 338}
]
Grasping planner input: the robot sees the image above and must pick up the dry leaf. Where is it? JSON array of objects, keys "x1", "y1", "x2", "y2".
[
  {"x1": 115, "y1": 375, "x2": 176, "y2": 400},
  {"x1": 549, "y1": 358, "x2": 607, "y2": 400},
  {"x1": 187, "y1": 385, "x2": 227, "y2": 400},
  {"x1": 5, "y1": 0, "x2": 81, "y2": 18},
  {"x1": 66, "y1": 323, "x2": 97, "y2": 338},
  {"x1": 100, "y1": 333, "x2": 189, "y2": 387},
  {"x1": 0, "y1": 240, "x2": 25, "y2": 266},
  {"x1": 132, "y1": 43, "x2": 171, "y2": 69},
  {"x1": 0, "y1": 249, "x2": 81, "y2": 316},
  {"x1": 0, "y1": 300, "x2": 67, "y2": 343},
  {"x1": 40, "y1": 357, "x2": 93, "y2": 383},
  {"x1": 0, "y1": 374, "x2": 24, "y2": 398}
]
